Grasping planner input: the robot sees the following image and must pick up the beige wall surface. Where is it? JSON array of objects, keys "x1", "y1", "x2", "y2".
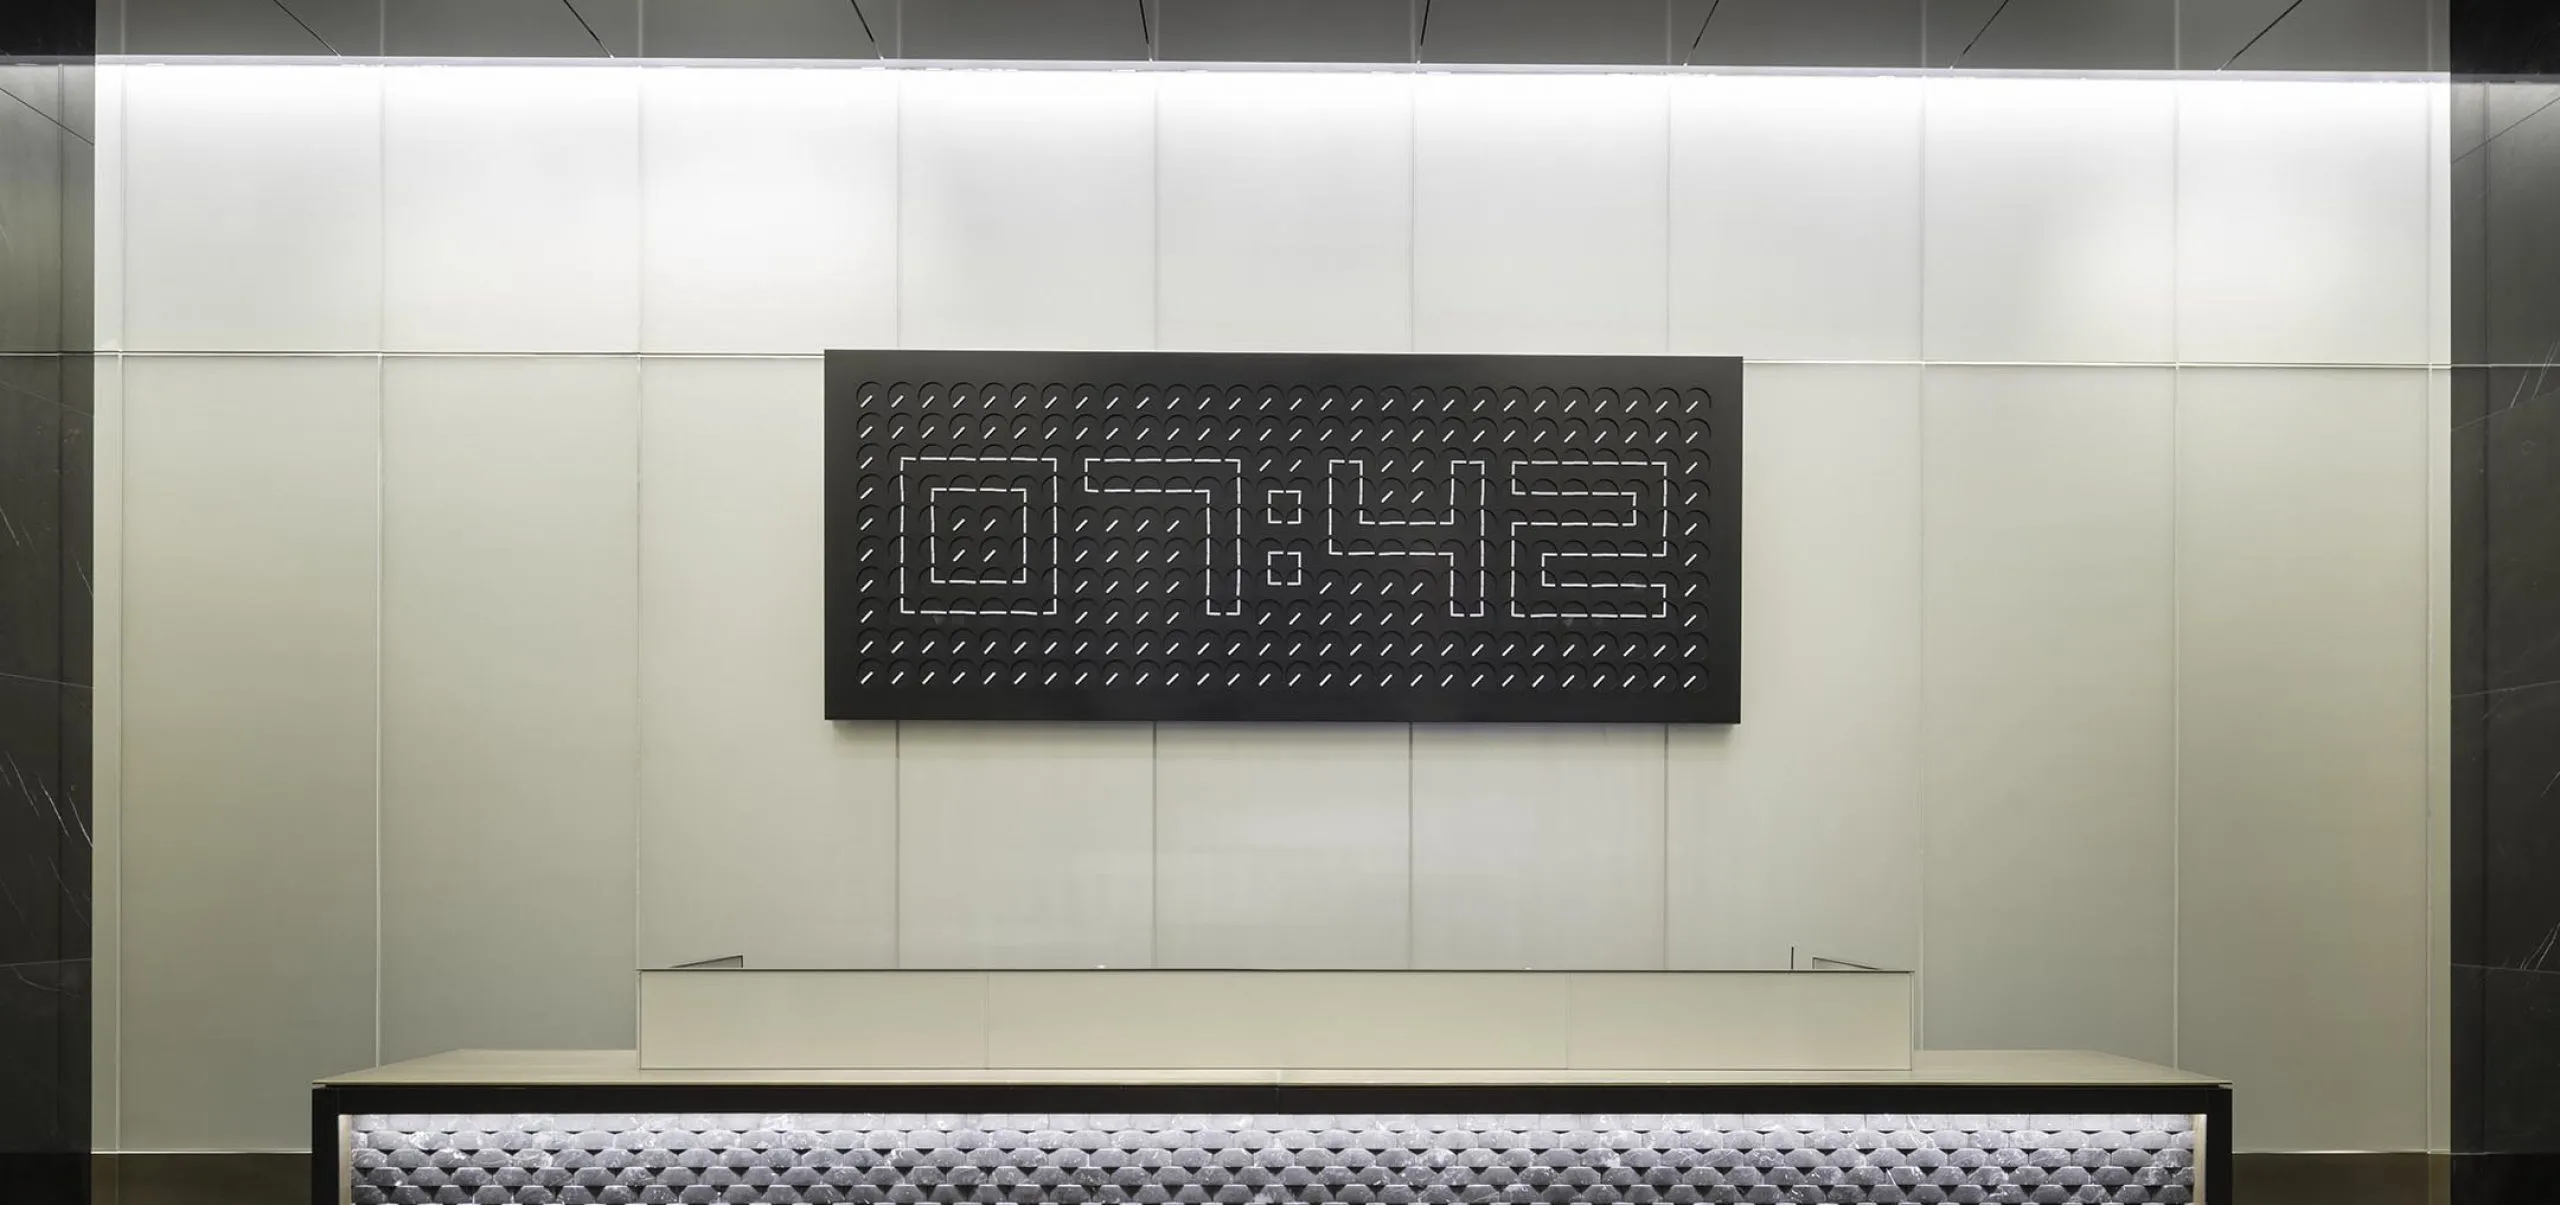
[
  {"x1": 95, "y1": 64, "x2": 2443, "y2": 1154},
  {"x1": 117, "y1": 357, "x2": 381, "y2": 1151}
]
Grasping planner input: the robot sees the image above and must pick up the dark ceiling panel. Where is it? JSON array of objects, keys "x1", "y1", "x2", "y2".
[
  {"x1": 1921, "y1": 0, "x2": 1997, "y2": 66},
  {"x1": 95, "y1": 0, "x2": 2472, "y2": 72},
  {"x1": 2453, "y1": 0, "x2": 2560, "y2": 75},
  {"x1": 2184, "y1": 0, "x2": 2310, "y2": 68},
  {"x1": 574, "y1": 0, "x2": 642, "y2": 55},
  {"x1": 1927, "y1": 0, "x2": 2173, "y2": 69},
  {"x1": 0, "y1": 0, "x2": 97, "y2": 57},
  {"x1": 1671, "y1": 0, "x2": 1923, "y2": 68},
  {"x1": 126, "y1": 0, "x2": 337, "y2": 55},
  {"x1": 1419, "y1": 0, "x2": 1667, "y2": 66},
  {"x1": 2453, "y1": 79, "x2": 2488, "y2": 157},
  {"x1": 2485, "y1": 80, "x2": 2560, "y2": 141},
  {"x1": 274, "y1": 0, "x2": 385, "y2": 54},
  {"x1": 0, "y1": 62, "x2": 65, "y2": 128},
  {"x1": 2189, "y1": 0, "x2": 2428, "y2": 72},
  {"x1": 1157, "y1": 0, "x2": 1412, "y2": 64},
  {"x1": 385, "y1": 0, "x2": 637, "y2": 58},
  {"x1": 901, "y1": 0, "x2": 1152, "y2": 61},
  {"x1": 642, "y1": 0, "x2": 884, "y2": 59}
]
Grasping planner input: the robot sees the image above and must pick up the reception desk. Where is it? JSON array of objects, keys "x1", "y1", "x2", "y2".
[
  {"x1": 632, "y1": 970, "x2": 1921, "y2": 1073},
  {"x1": 314, "y1": 972, "x2": 2228, "y2": 1205}
]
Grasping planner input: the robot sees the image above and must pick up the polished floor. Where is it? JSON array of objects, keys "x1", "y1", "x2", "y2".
[{"x1": 35, "y1": 1151, "x2": 2509, "y2": 1205}]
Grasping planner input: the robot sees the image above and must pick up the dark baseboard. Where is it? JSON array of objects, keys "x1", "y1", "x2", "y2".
[
  {"x1": 93, "y1": 1153, "x2": 306, "y2": 1205},
  {"x1": 2237, "y1": 1152, "x2": 2437, "y2": 1203},
  {"x1": 0, "y1": 1154, "x2": 88, "y2": 1205},
  {"x1": 2447, "y1": 1152, "x2": 2560, "y2": 1205}
]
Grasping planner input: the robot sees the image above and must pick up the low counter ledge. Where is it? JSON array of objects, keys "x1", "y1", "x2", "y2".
[{"x1": 313, "y1": 1050, "x2": 2232, "y2": 1205}]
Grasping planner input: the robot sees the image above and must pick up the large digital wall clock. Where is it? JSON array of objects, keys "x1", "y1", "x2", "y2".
[{"x1": 824, "y1": 351, "x2": 1742, "y2": 723}]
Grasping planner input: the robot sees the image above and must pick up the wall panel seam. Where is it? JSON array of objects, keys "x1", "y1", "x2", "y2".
[
  {"x1": 1913, "y1": 358, "x2": 1929, "y2": 1039},
  {"x1": 1149, "y1": 723, "x2": 1160, "y2": 967},
  {"x1": 2406, "y1": 366, "x2": 2434, "y2": 1144},
  {"x1": 110, "y1": 347, "x2": 126, "y2": 1151},
  {"x1": 372, "y1": 56, "x2": 388, "y2": 1073},
  {"x1": 1912, "y1": 68, "x2": 1929, "y2": 1045},
  {"x1": 1406, "y1": 64, "x2": 1418, "y2": 970},
  {"x1": 2169, "y1": 363, "x2": 2182, "y2": 1072},
  {"x1": 893, "y1": 70, "x2": 907, "y2": 352},
  {"x1": 1150, "y1": 70, "x2": 1163, "y2": 971},
  {"x1": 628, "y1": 356, "x2": 644, "y2": 1017},
  {"x1": 2168, "y1": 80, "x2": 2182, "y2": 1073},
  {"x1": 630, "y1": 46, "x2": 647, "y2": 1026},
  {"x1": 113, "y1": 50, "x2": 131, "y2": 1146},
  {"x1": 891, "y1": 65, "x2": 906, "y2": 971},
  {"x1": 371, "y1": 351, "x2": 384, "y2": 1069},
  {"x1": 96, "y1": 351, "x2": 2455, "y2": 370},
  {"x1": 2424, "y1": 83, "x2": 2451, "y2": 1152},
  {"x1": 1659, "y1": 72, "x2": 1673, "y2": 974},
  {"x1": 892, "y1": 721, "x2": 902, "y2": 967}
]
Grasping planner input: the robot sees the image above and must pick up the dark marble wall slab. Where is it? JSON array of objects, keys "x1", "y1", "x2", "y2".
[
  {"x1": 59, "y1": 396, "x2": 88, "y2": 692},
  {"x1": 0, "y1": 375, "x2": 64, "y2": 685},
  {"x1": 2481, "y1": 964, "x2": 2560, "y2": 1151},
  {"x1": 0, "y1": 959, "x2": 85, "y2": 1154},
  {"x1": 0, "y1": 678, "x2": 65, "y2": 969},
  {"x1": 0, "y1": 3, "x2": 90, "y2": 1199},
  {"x1": 2455, "y1": 0, "x2": 2560, "y2": 1173}
]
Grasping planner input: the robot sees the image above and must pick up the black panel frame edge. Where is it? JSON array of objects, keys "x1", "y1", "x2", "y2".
[
  {"x1": 312, "y1": 1080, "x2": 2231, "y2": 1205},
  {"x1": 822, "y1": 350, "x2": 1745, "y2": 725}
]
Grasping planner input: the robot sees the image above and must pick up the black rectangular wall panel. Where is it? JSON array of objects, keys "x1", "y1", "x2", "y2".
[{"x1": 825, "y1": 351, "x2": 1742, "y2": 723}]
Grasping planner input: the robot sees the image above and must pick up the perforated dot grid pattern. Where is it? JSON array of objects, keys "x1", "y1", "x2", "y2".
[
  {"x1": 823, "y1": 352, "x2": 1745, "y2": 723},
  {"x1": 348, "y1": 1112, "x2": 2195, "y2": 1205}
]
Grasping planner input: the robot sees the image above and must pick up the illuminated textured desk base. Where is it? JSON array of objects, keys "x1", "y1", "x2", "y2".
[{"x1": 313, "y1": 1053, "x2": 2231, "y2": 1205}]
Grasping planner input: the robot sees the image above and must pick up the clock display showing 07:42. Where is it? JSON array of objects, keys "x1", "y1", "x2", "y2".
[{"x1": 823, "y1": 350, "x2": 1743, "y2": 725}]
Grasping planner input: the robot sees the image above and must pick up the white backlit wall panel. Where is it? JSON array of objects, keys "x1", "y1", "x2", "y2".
[
  {"x1": 1920, "y1": 77, "x2": 2178, "y2": 365},
  {"x1": 637, "y1": 358, "x2": 901, "y2": 972},
  {"x1": 1917, "y1": 366, "x2": 2179, "y2": 1067},
  {"x1": 895, "y1": 69, "x2": 1156, "y2": 351},
  {"x1": 640, "y1": 68, "x2": 900, "y2": 355},
  {"x1": 1665, "y1": 363, "x2": 1922, "y2": 975},
  {"x1": 1668, "y1": 74, "x2": 1923, "y2": 361},
  {"x1": 381, "y1": 66, "x2": 642, "y2": 353},
  {"x1": 377, "y1": 357, "x2": 641, "y2": 1062},
  {"x1": 2176, "y1": 81, "x2": 2434, "y2": 366},
  {"x1": 120, "y1": 64, "x2": 381, "y2": 352},
  {"x1": 1154, "y1": 72, "x2": 1414, "y2": 353},
  {"x1": 1411, "y1": 72, "x2": 1670, "y2": 355}
]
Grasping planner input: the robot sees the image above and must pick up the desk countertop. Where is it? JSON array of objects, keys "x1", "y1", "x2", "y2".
[{"x1": 318, "y1": 1048, "x2": 2226, "y2": 1089}]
